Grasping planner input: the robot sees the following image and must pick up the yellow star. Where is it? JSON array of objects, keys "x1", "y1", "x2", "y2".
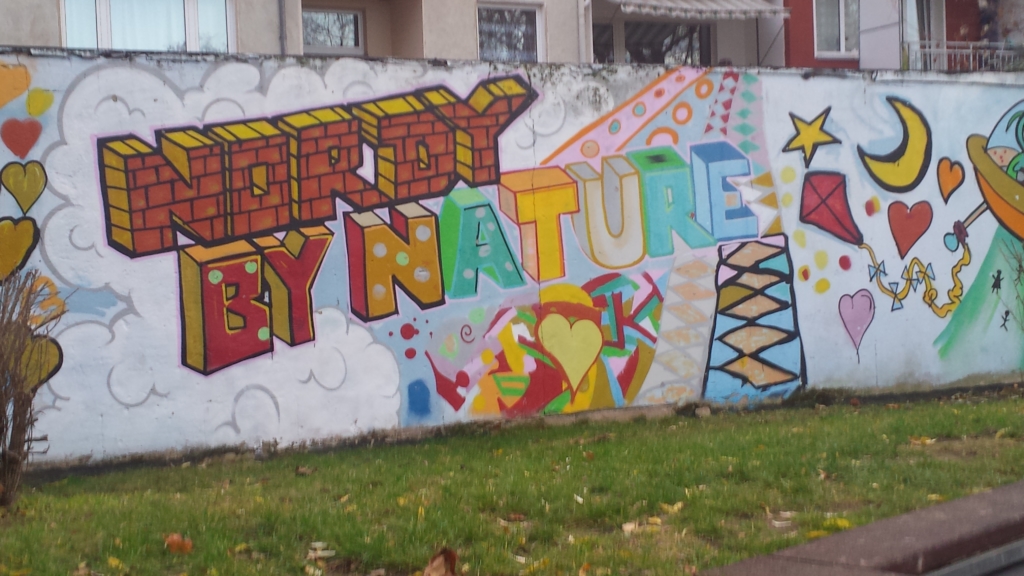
[{"x1": 783, "y1": 107, "x2": 841, "y2": 168}]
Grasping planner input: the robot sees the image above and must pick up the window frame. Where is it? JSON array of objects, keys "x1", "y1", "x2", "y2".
[
  {"x1": 60, "y1": 0, "x2": 237, "y2": 53},
  {"x1": 301, "y1": 8, "x2": 366, "y2": 57},
  {"x1": 812, "y1": 0, "x2": 859, "y2": 60},
  {"x1": 476, "y1": 3, "x2": 546, "y2": 63}
]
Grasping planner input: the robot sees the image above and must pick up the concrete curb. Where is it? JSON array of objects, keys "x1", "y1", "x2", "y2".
[{"x1": 702, "y1": 480, "x2": 1024, "y2": 575}]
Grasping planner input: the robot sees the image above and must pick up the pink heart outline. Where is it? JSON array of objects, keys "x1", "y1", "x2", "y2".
[{"x1": 838, "y1": 289, "x2": 875, "y2": 360}]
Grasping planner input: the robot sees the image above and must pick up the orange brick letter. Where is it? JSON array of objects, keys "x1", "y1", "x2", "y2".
[
  {"x1": 276, "y1": 106, "x2": 370, "y2": 220},
  {"x1": 345, "y1": 203, "x2": 444, "y2": 321},
  {"x1": 179, "y1": 241, "x2": 271, "y2": 374},
  {"x1": 427, "y1": 77, "x2": 535, "y2": 185},
  {"x1": 498, "y1": 167, "x2": 579, "y2": 282},
  {"x1": 207, "y1": 120, "x2": 291, "y2": 238},
  {"x1": 99, "y1": 130, "x2": 227, "y2": 256}
]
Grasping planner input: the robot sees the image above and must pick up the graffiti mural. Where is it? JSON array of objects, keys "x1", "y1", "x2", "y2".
[{"x1": 6, "y1": 50, "x2": 1024, "y2": 461}]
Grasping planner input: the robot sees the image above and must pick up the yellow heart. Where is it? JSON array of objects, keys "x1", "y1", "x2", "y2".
[
  {"x1": 25, "y1": 88, "x2": 53, "y2": 118},
  {"x1": 0, "y1": 64, "x2": 30, "y2": 110},
  {"x1": 20, "y1": 335, "x2": 63, "y2": 392},
  {"x1": 538, "y1": 314, "x2": 603, "y2": 389},
  {"x1": 0, "y1": 217, "x2": 39, "y2": 281},
  {"x1": 2, "y1": 161, "x2": 47, "y2": 214}
]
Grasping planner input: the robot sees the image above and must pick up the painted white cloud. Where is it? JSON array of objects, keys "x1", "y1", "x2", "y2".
[{"x1": 37, "y1": 60, "x2": 406, "y2": 460}]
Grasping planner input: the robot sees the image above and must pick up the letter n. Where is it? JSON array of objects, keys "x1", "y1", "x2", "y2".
[
  {"x1": 345, "y1": 202, "x2": 444, "y2": 321},
  {"x1": 99, "y1": 130, "x2": 227, "y2": 257}
]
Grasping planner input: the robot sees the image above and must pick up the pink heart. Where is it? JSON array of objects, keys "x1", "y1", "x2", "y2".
[
  {"x1": 838, "y1": 289, "x2": 875, "y2": 353},
  {"x1": 1, "y1": 118, "x2": 42, "y2": 159}
]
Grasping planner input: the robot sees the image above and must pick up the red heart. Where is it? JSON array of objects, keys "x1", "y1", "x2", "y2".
[
  {"x1": 888, "y1": 201, "x2": 933, "y2": 259},
  {"x1": 1, "y1": 118, "x2": 42, "y2": 159}
]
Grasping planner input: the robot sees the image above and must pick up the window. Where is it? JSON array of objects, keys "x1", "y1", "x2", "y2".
[
  {"x1": 478, "y1": 6, "x2": 541, "y2": 62},
  {"x1": 814, "y1": 0, "x2": 859, "y2": 57},
  {"x1": 63, "y1": 0, "x2": 233, "y2": 52},
  {"x1": 302, "y1": 9, "x2": 364, "y2": 56},
  {"x1": 593, "y1": 23, "x2": 710, "y2": 65}
]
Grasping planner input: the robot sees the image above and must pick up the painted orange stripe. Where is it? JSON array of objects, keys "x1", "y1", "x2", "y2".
[
  {"x1": 540, "y1": 67, "x2": 707, "y2": 165},
  {"x1": 616, "y1": 70, "x2": 707, "y2": 153}
]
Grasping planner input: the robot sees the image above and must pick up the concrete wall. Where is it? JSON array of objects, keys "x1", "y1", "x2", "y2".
[
  {"x1": 783, "y1": 0, "x2": 859, "y2": 69},
  {"x1": 0, "y1": 0, "x2": 61, "y2": 47},
  {"x1": 859, "y1": 0, "x2": 901, "y2": 70},
  {"x1": 0, "y1": 0, "x2": 302, "y2": 54},
  {"x1": 4, "y1": 50, "x2": 1020, "y2": 462},
  {"x1": 389, "y1": 0, "x2": 425, "y2": 58},
  {"x1": 236, "y1": 0, "x2": 304, "y2": 54}
]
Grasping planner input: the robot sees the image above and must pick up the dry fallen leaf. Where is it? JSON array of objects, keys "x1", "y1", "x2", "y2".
[
  {"x1": 927, "y1": 494, "x2": 946, "y2": 502},
  {"x1": 507, "y1": 513, "x2": 526, "y2": 522},
  {"x1": 308, "y1": 541, "x2": 337, "y2": 560},
  {"x1": 578, "y1": 562, "x2": 591, "y2": 576},
  {"x1": 805, "y1": 530, "x2": 829, "y2": 539},
  {"x1": 295, "y1": 466, "x2": 316, "y2": 476},
  {"x1": 621, "y1": 522, "x2": 637, "y2": 535},
  {"x1": 107, "y1": 556, "x2": 124, "y2": 570},
  {"x1": 424, "y1": 548, "x2": 458, "y2": 576},
  {"x1": 584, "y1": 451, "x2": 595, "y2": 461},
  {"x1": 659, "y1": 502, "x2": 684, "y2": 514},
  {"x1": 164, "y1": 533, "x2": 194, "y2": 554},
  {"x1": 304, "y1": 565, "x2": 323, "y2": 576},
  {"x1": 823, "y1": 517, "x2": 851, "y2": 530}
]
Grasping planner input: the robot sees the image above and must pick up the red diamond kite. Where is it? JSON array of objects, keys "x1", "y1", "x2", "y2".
[{"x1": 800, "y1": 172, "x2": 863, "y2": 246}]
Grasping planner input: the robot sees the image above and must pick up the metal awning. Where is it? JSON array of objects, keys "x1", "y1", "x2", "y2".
[{"x1": 613, "y1": 0, "x2": 788, "y2": 20}]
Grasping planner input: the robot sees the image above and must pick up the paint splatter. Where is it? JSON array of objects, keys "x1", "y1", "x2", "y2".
[
  {"x1": 405, "y1": 348, "x2": 417, "y2": 359},
  {"x1": 814, "y1": 250, "x2": 828, "y2": 270},
  {"x1": 400, "y1": 323, "x2": 418, "y2": 340},
  {"x1": 865, "y1": 197, "x2": 881, "y2": 216},
  {"x1": 839, "y1": 255, "x2": 852, "y2": 270}
]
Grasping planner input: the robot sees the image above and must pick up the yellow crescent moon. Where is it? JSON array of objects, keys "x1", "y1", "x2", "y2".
[{"x1": 857, "y1": 97, "x2": 932, "y2": 193}]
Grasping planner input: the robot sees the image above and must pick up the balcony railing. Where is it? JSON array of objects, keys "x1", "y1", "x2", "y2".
[{"x1": 904, "y1": 41, "x2": 1024, "y2": 72}]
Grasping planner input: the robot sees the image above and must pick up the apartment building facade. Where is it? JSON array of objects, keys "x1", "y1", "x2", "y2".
[{"x1": 0, "y1": 0, "x2": 788, "y2": 66}]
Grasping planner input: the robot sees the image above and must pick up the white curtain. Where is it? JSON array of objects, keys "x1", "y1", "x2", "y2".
[{"x1": 109, "y1": 0, "x2": 186, "y2": 52}]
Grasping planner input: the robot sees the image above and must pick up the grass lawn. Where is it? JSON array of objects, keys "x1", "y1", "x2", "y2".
[{"x1": 4, "y1": 390, "x2": 1024, "y2": 576}]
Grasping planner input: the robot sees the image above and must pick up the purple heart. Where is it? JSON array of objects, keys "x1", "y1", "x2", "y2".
[{"x1": 838, "y1": 289, "x2": 875, "y2": 352}]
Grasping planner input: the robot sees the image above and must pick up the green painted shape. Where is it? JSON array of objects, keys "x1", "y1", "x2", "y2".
[
  {"x1": 522, "y1": 345, "x2": 555, "y2": 368},
  {"x1": 493, "y1": 374, "x2": 529, "y2": 397},
  {"x1": 738, "y1": 140, "x2": 760, "y2": 154},
  {"x1": 742, "y1": 73, "x2": 759, "y2": 84},
  {"x1": 935, "y1": 226, "x2": 1021, "y2": 363},
  {"x1": 588, "y1": 274, "x2": 638, "y2": 297},
  {"x1": 439, "y1": 188, "x2": 526, "y2": 299},
  {"x1": 737, "y1": 108, "x2": 751, "y2": 119},
  {"x1": 516, "y1": 310, "x2": 537, "y2": 325},
  {"x1": 626, "y1": 146, "x2": 715, "y2": 255},
  {"x1": 740, "y1": 90, "x2": 757, "y2": 103},
  {"x1": 543, "y1": 389, "x2": 573, "y2": 414},
  {"x1": 733, "y1": 123, "x2": 756, "y2": 137}
]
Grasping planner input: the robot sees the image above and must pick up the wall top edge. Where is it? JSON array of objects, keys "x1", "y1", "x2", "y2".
[{"x1": 4, "y1": 45, "x2": 1024, "y2": 86}]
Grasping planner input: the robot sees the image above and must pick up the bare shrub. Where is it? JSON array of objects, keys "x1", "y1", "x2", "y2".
[{"x1": 0, "y1": 268, "x2": 64, "y2": 509}]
